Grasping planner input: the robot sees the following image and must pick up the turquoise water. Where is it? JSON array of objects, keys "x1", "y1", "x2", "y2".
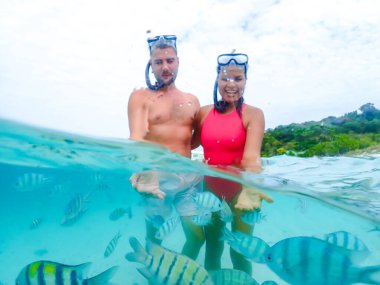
[{"x1": 1, "y1": 118, "x2": 380, "y2": 285}]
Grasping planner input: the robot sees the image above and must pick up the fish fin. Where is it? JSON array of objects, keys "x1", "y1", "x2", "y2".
[
  {"x1": 125, "y1": 237, "x2": 147, "y2": 264},
  {"x1": 86, "y1": 266, "x2": 118, "y2": 285},
  {"x1": 73, "y1": 262, "x2": 92, "y2": 278},
  {"x1": 354, "y1": 265, "x2": 380, "y2": 284},
  {"x1": 146, "y1": 238, "x2": 166, "y2": 256},
  {"x1": 220, "y1": 227, "x2": 236, "y2": 242},
  {"x1": 137, "y1": 267, "x2": 153, "y2": 280}
]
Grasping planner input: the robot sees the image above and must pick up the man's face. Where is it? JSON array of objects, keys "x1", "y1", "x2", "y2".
[{"x1": 150, "y1": 47, "x2": 179, "y2": 87}]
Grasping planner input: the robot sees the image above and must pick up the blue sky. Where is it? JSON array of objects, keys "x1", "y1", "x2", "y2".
[{"x1": 1, "y1": 0, "x2": 379, "y2": 138}]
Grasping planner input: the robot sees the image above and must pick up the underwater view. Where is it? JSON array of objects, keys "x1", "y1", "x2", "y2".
[{"x1": 1, "y1": 118, "x2": 380, "y2": 285}]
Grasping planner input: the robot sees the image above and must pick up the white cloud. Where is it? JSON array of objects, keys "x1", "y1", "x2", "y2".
[{"x1": 0, "y1": 0, "x2": 379, "y2": 138}]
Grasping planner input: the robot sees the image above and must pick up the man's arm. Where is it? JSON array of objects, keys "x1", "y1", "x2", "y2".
[{"x1": 128, "y1": 89, "x2": 149, "y2": 141}]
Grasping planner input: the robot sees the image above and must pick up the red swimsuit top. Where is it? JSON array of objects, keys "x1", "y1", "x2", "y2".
[{"x1": 201, "y1": 105, "x2": 247, "y2": 167}]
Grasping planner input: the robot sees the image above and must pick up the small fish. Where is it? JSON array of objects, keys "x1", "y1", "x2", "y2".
[
  {"x1": 221, "y1": 228, "x2": 269, "y2": 263},
  {"x1": 48, "y1": 184, "x2": 67, "y2": 197},
  {"x1": 219, "y1": 199, "x2": 233, "y2": 223},
  {"x1": 241, "y1": 210, "x2": 265, "y2": 225},
  {"x1": 146, "y1": 215, "x2": 165, "y2": 229},
  {"x1": 16, "y1": 260, "x2": 118, "y2": 285},
  {"x1": 210, "y1": 268, "x2": 260, "y2": 285},
  {"x1": 264, "y1": 236, "x2": 380, "y2": 285},
  {"x1": 104, "y1": 231, "x2": 122, "y2": 258},
  {"x1": 155, "y1": 216, "x2": 180, "y2": 240},
  {"x1": 109, "y1": 208, "x2": 127, "y2": 221},
  {"x1": 61, "y1": 192, "x2": 90, "y2": 225},
  {"x1": 368, "y1": 226, "x2": 380, "y2": 233},
  {"x1": 261, "y1": 281, "x2": 279, "y2": 285},
  {"x1": 29, "y1": 218, "x2": 42, "y2": 230},
  {"x1": 193, "y1": 192, "x2": 222, "y2": 212},
  {"x1": 192, "y1": 211, "x2": 212, "y2": 226},
  {"x1": 88, "y1": 172, "x2": 105, "y2": 185},
  {"x1": 33, "y1": 249, "x2": 48, "y2": 256},
  {"x1": 126, "y1": 206, "x2": 133, "y2": 218},
  {"x1": 14, "y1": 173, "x2": 51, "y2": 192},
  {"x1": 125, "y1": 236, "x2": 213, "y2": 285}
]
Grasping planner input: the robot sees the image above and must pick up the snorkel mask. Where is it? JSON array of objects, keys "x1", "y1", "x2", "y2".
[
  {"x1": 145, "y1": 35, "x2": 178, "y2": 90},
  {"x1": 213, "y1": 53, "x2": 248, "y2": 115}
]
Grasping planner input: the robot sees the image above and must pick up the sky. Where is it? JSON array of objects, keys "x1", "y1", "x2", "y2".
[{"x1": 1, "y1": 0, "x2": 379, "y2": 139}]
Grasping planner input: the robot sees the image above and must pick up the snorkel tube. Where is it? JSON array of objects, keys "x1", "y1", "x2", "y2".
[
  {"x1": 145, "y1": 61, "x2": 160, "y2": 91},
  {"x1": 145, "y1": 61, "x2": 176, "y2": 91}
]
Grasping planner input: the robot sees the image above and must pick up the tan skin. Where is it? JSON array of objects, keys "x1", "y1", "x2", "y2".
[
  {"x1": 192, "y1": 65, "x2": 273, "y2": 274},
  {"x1": 128, "y1": 46, "x2": 204, "y2": 259}
]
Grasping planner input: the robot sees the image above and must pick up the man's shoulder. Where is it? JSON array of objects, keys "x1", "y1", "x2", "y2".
[{"x1": 130, "y1": 87, "x2": 150, "y2": 96}]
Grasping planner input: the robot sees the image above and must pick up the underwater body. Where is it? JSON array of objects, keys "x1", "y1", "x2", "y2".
[{"x1": 0, "y1": 118, "x2": 380, "y2": 285}]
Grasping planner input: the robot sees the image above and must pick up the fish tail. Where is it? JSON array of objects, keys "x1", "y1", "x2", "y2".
[
  {"x1": 355, "y1": 265, "x2": 380, "y2": 284},
  {"x1": 86, "y1": 266, "x2": 118, "y2": 285},
  {"x1": 125, "y1": 236, "x2": 148, "y2": 264},
  {"x1": 220, "y1": 227, "x2": 235, "y2": 242}
]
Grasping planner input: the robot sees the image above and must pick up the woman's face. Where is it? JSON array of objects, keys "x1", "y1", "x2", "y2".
[{"x1": 218, "y1": 65, "x2": 246, "y2": 104}]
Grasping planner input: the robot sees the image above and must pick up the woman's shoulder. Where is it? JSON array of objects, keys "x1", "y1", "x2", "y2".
[
  {"x1": 200, "y1": 104, "x2": 213, "y2": 116},
  {"x1": 243, "y1": 104, "x2": 264, "y2": 121}
]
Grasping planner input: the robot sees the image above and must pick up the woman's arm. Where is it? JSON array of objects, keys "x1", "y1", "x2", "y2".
[
  {"x1": 235, "y1": 105, "x2": 273, "y2": 210},
  {"x1": 241, "y1": 106, "x2": 265, "y2": 173}
]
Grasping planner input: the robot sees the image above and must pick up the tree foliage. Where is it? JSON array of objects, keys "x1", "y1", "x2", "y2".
[{"x1": 262, "y1": 103, "x2": 380, "y2": 157}]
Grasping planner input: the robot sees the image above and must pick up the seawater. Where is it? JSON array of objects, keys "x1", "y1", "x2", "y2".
[{"x1": 0, "y1": 118, "x2": 379, "y2": 285}]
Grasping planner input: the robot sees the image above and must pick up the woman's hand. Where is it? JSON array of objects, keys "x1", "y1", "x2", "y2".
[{"x1": 235, "y1": 186, "x2": 273, "y2": 211}]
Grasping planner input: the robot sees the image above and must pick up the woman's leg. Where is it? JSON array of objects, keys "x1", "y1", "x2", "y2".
[
  {"x1": 204, "y1": 213, "x2": 225, "y2": 271},
  {"x1": 230, "y1": 206, "x2": 254, "y2": 275}
]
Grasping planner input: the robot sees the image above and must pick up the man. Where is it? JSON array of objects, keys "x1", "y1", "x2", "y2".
[{"x1": 127, "y1": 35, "x2": 204, "y2": 259}]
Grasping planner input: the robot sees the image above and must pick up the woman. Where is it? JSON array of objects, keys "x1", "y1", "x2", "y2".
[{"x1": 192, "y1": 53, "x2": 273, "y2": 274}]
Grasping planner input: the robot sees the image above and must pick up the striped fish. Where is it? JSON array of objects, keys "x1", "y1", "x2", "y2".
[
  {"x1": 261, "y1": 281, "x2": 278, "y2": 285},
  {"x1": 14, "y1": 173, "x2": 51, "y2": 192},
  {"x1": 16, "y1": 260, "x2": 117, "y2": 285},
  {"x1": 219, "y1": 199, "x2": 233, "y2": 223},
  {"x1": 221, "y1": 228, "x2": 269, "y2": 263},
  {"x1": 155, "y1": 216, "x2": 180, "y2": 240},
  {"x1": 125, "y1": 236, "x2": 213, "y2": 285},
  {"x1": 109, "y1": 208, "x2": 127, "y2": 221},
  {"x1": 61, "y1": 192, "x2": 90, "y2": 225},
  {"x1": 30, "y1": 218, "x2": 42, "y2": 230},
  {"x1": 241, "y1": 210, "x2": 265, "y2": 225},
  {"x1": 192, "y1": 211, "x2": 212, "y2": 226},
  {"x1": 104, "y1": 231, "x2": 122, "y2": 258},
  {"x1": 264, "y1": 236, "x2": 380, "y2": 285},
  {"x1": 193, "y1": 192, "x2": 222, "y2": 212},
  {"x1": 210, "y1": 269, "x2": 260, "y2": 285}
]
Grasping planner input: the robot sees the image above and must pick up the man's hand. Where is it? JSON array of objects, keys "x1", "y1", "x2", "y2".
[
  {"x1": 129, "y1": 170, "x2": 166, "y2": 200},
  {"x1": 235, "y1": 186, "x2": 273, "y2": 211}
]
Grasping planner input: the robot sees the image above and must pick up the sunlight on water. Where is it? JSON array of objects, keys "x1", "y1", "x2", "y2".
[{"x1": 1, "y1": 119, "x2": 380, "y2": 285}]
